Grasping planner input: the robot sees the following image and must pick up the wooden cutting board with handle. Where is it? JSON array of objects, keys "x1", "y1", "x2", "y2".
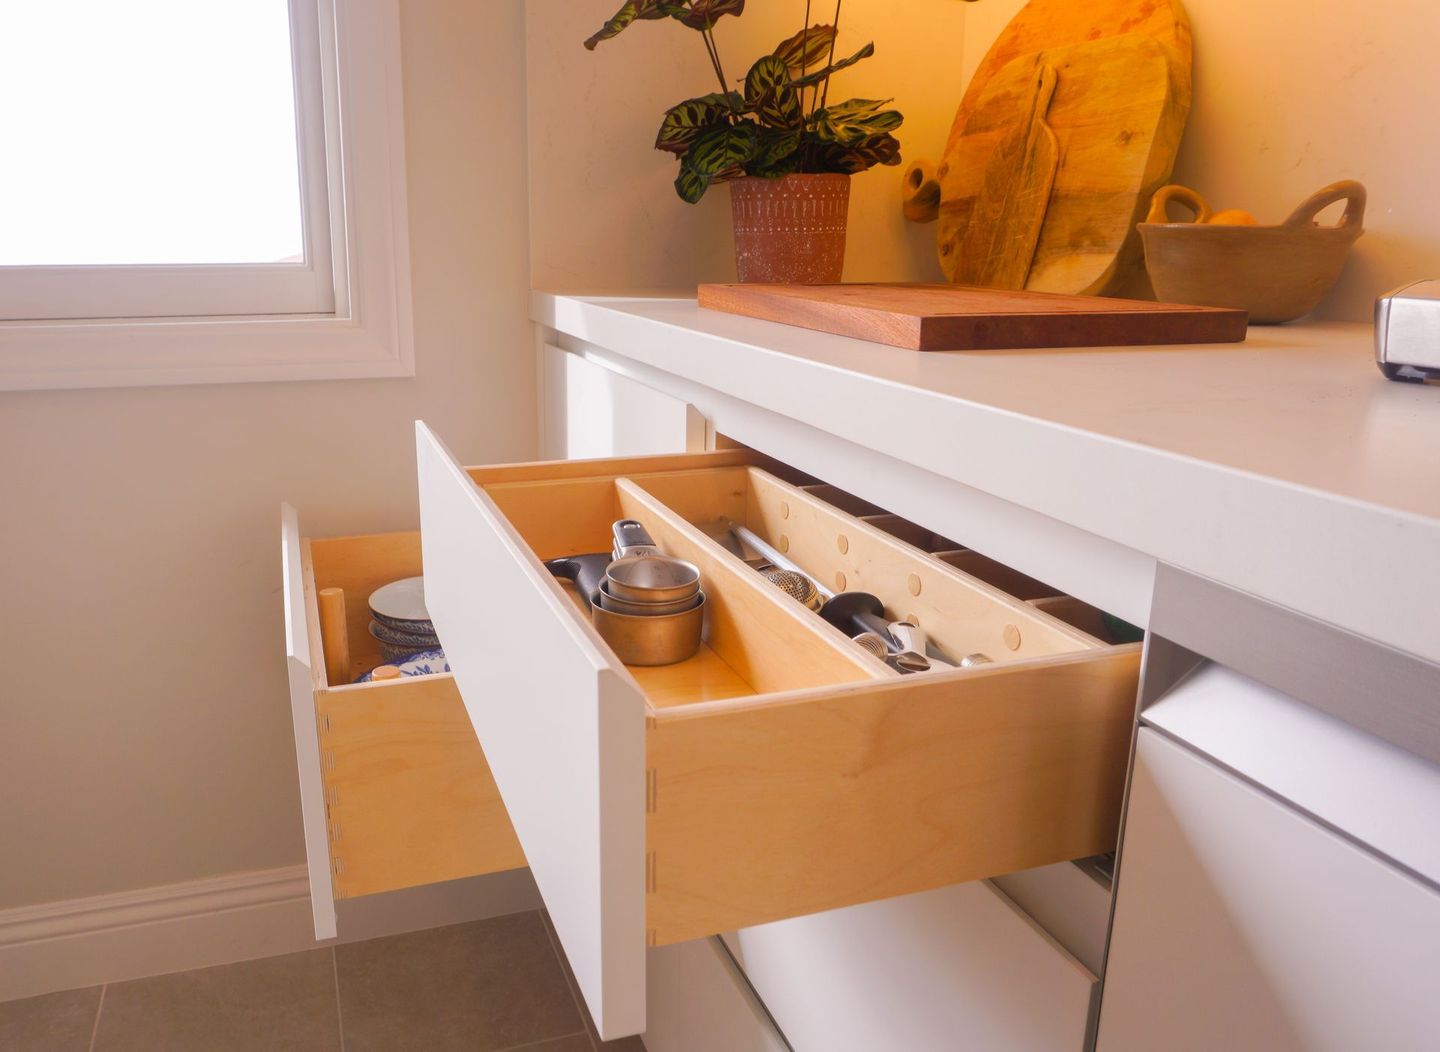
[
  {"x1": 698, "y1": 283, "x2": 1248, "y2": 351},
  {"x1": 953, "y1": 62, "x2": 1060, "y2": 289},
  {"x1": 915, "y1": 0, "x2": 1192, "y2": 296}
]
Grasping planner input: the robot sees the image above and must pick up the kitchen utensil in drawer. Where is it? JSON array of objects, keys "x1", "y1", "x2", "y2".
[
  {"x1": 607, "y1": 520, "x2": 702, "y2": 604},
  {"x1": 819, "y1": 591, "x2": 893, "y2": 642},
  {"x1": 888, "y1": 621, "x2": 936, "y2": 673},
  {"x1": 544, "y1": 553, "x2": 611, "y2": 609},
  {"x1": 598, "y1": 581, "x2": 704, "y2": 617},
  {"x1": 368, "y1": 576, "x2": 432, "y2": 627},
  {"x1": 590, "y1": 593, "x2": 706, "y2": 666},
  {"x1": 759, "y1": 568, "x2": 824, "y2": 611},
  {"x1": 852, "y1": 632, "x2": 891, "y2": 660},
  {"x1": 728, "y1": 522, "x2": 834, "y2": 611}
]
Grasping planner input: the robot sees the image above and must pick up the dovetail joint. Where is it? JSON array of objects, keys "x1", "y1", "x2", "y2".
[
  {"x1": 647, "y1": 928, "x2": 658, "y2": 947},
  {"x1": 646, "y1": 851, "x2": 657, "y2": 894},
  {"x1": 645, "y1": 768, "x2": 658, "y2": 814}
]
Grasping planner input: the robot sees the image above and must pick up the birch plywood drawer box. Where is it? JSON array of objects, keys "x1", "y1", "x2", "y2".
[
  {"x1": 280, "y1": 510, "x2": 525, "y2": 940},
  {"x1": 415, "y1": 422, "x2": 1142, "y2": 1039}
]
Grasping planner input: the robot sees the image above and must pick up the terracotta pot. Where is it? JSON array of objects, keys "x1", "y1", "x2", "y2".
[{"x1": 729, "y1": 173, "x2": 850, "y2": 284}]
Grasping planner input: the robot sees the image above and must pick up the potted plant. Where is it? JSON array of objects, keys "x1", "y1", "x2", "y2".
[{"x1": 584, "y1": 1, "x2": 904, "y2": 283}]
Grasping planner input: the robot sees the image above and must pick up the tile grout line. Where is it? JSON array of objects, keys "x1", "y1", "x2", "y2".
[
  {"x1": 331, "y1": 945, "x2": 346, "y2": 1052},
  {"x1": 537, "y1": 910, "x2": 600, "y2": 1052},
  {"x1": 495, "y1": 1030, "x2": 591, "y2": 1052},
  {"x1": 86, "y1": 985, "x2": 107, "y2": 1052}
]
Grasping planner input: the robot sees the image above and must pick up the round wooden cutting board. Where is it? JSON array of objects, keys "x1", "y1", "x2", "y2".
[{"x1": 934, "y1": 0, "x2": 1193, "y2": 295}]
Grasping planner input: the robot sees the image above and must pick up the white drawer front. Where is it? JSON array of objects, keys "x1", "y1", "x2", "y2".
[
  {"x1": 726, "y1": 881, "x2": 1096, "y2": 1052},
  {"x1": 1100, "y1": 729, "x2": 1440, "y2": 1051},
  {"x1": 416, "y1": 422, "x2": 647, "y2": 1039},
  {"x1": 281, "y1": 503, "x2": 338, "y2": 941}
]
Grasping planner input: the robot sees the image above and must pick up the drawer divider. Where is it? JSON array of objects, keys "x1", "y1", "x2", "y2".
[{"x1": 615, "y1": 478, "x2": 894, "y2": 691}]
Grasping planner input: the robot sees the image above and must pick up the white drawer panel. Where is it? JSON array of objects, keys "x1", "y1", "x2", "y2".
[{"x1": 1100, "y1": 730, "x2": 1440, "y2": 1051}]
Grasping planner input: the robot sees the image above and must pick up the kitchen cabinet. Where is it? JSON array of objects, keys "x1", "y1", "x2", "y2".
[
  {"x1": 539, "y1": 343, "x2": 703, "y2": 460},
  {"x1": 279, "y1": 293, "x2": 1440, "y2": 1046},
  {"x1": 1099, "y1": 727, "x2": 1440, "y2": 1051}
]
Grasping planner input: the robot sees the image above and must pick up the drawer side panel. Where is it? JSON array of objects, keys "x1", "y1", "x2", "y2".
[{"x1": 317, "y1": 678, "x2": 526, "y2": 899}]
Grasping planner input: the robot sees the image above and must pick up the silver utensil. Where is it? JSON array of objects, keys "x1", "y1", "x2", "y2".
[
  {"x1": 959, "y1": 653, "x2": 993, "y2": 668},
  {"x1": 852, "y1": 632, "x2": 890, "y2": 660},
  {"x1": 727, "y1": 522, "x2": 836, "y2": 602},
  {"x1": 590, "y1": 592, "x2": 707, "y2": 666},
  {"x1": 888, "y1": 621, "x2": 957, "y2": 672},
  {"x1": 760, "y1": 568, "x2": 824, "y2": 611},
  {"x1": 597, "y1": 581, "x2": 704, "y2": 617},
  {"x1": 607, "y1": 520, "x2": 702, "y2": 604}
]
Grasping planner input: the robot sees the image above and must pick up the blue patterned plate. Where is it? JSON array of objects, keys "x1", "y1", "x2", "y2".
[{"x1": 356, "y1": 649, "x2": 450, "y2": 682}]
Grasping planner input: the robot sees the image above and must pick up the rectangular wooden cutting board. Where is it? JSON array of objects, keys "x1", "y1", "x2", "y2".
[{"x1": 697, "y1": 283, "x2": 1248, "y2": 351}]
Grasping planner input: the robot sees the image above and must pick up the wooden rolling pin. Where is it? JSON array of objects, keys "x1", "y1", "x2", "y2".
[{"x1": 317, "y1": 587, "x2": 351, "y2": 686}]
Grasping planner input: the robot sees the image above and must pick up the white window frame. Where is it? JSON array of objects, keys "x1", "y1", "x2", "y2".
[{"x1": 0, "y1": 0, "x2": 413, "y2": 391}]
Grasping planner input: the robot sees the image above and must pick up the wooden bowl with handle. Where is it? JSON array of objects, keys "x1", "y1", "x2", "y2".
[{"x1": 1139, "y1": 180, "x2": 1366, "y2": 324}]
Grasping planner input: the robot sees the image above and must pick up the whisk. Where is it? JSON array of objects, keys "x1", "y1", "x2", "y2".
[{"x1": 760, "y1": 567, "x2": 824, "y2": 611}]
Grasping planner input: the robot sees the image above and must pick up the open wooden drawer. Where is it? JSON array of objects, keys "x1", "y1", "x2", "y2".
[
  {"x1": 415, "y1": 423, "x2": 1141, "y2": 1038},
  {"x1": 280, "y1": 507, "x2": 525, "y2": 939}
]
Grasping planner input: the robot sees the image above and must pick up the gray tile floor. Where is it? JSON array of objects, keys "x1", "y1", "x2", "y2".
[{"x1": 0, "y1": 911, "x2": 644, "y2": 1052}]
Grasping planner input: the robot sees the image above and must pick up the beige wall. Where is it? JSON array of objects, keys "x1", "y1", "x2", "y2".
[
  {"x1": 534, "y1": 0, "x2": 1440, "y2": 319},
  {"x1": 958, "y1": 0, "x2": 1440, "y2": 321},
  {"x1": 0, "y1": 0, "x2": 536, "y2": 908},
  {"x1": 527, "y1": 0, "x2": 970, "y2": 291}
]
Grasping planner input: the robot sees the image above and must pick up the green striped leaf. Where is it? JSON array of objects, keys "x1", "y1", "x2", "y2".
[
  {"x1": 655, "y1": 93, "x2": 741, "y2": 154},
  {"x1": 810, "y1": 97, "x2": 903, "y2": 145},
  {"x1": 674, "y1": 163, "x2": 712, "y2": 204},
  {"x1": 772, "y1": 25, "x2": 837, "y2": 74},
  {"x1": 745, "y1": 55, "x2": 801, "y2": 127},
  {"x1": 584, "y1": 0, "x2": 686, "y2": 50},
  {"x1": 788, "y1": 42, "x2": 875, "y2": 88},
  {"x1": 815, "y1": 132, "x2": 903, "y2": 174},
  {"x1": 748, "y1": 129, "x2": 803, "y2": 177},
  {"x1": 684, "y1": 123, "x2": 761, "y2": 176}
]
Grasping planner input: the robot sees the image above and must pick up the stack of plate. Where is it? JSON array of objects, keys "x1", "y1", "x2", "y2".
[{"x1": 368, "y1": 576, "x2": 442, "y2": 664}]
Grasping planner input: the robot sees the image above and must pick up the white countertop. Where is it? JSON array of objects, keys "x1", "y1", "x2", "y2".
[{"x1": 534, "y1": 293, "x2": 1440, "y2": 666}]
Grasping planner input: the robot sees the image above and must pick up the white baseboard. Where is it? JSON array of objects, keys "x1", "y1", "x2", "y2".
[{"x1": 0, "y1": 865, "x2": 540, "y2": 1004}]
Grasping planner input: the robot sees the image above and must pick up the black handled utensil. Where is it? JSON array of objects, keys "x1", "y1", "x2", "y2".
[{"x1": 543, "y1": 553, "x2": 610, "y2": 611}]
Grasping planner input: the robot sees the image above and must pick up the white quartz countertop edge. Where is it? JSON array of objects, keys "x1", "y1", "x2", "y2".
[{"x1": 533, "y1": 292, "x2": 1440, "y2": 667}]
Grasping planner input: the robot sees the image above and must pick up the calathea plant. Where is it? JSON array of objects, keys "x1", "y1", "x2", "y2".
[{"x1": 584, "y1": 1, "x2": 905, "y2": 203}]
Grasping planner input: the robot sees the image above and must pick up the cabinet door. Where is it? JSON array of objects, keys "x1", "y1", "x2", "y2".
[
  {"x1": 726, "y1": 881, "x2": 1097, "y2": 1052},
  {"x1": 540, "y1": 344, "x2": 704, "y2": 459},
  {"x1": 1099, "y1": 730, "x2": 1440, "y2": 1051}
]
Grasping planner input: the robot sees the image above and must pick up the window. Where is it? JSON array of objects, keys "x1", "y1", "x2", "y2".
[{"x1": 0, "y1": 0, "x2": 413, "y2": 390}]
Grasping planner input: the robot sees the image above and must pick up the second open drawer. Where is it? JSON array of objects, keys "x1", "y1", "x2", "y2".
[{"x1": 415, "y1": 422, "x2": 1141, "y2": 1039}]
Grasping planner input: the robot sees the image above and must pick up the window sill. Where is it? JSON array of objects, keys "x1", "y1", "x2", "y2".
[{"x1": 0, "y1": 310, "x2": 414, "y2": 392}]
